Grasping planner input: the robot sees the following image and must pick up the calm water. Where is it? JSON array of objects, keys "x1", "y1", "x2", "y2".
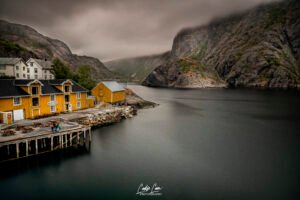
[{"x1": 0, "y1": 86, "x2": 300, "y2": 200}]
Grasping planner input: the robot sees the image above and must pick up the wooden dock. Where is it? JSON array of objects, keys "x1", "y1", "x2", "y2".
[{"x1": 0, "y1": 126, "x2": 91, "y2": 162}]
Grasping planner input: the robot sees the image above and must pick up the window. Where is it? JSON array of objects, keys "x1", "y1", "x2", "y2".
[
  {"x1": 27, "y1": 74, "x2": 30, "y2": 79},
  {"x1": 34, "y1": 68, "x2": 38, "y2": 73},
  {"x1": 45, "y1": 75, "x2": 47, "y2": 79},
  {"x1": 16, "y1": 65, "x2": 19, "y2": 70},
  {"x1": 50, "y1": 95, "x2": 55, "y2": 101},
  {"x1": 13, "y1": 97, "x2": 21, "y2": 106},
  {"x1": 64, "y1": 85, "x2": 70, "y2": 92},
  {"x1": 27, "y1": 68, "x2": 30, "y2": 73},
  {"x1": 76, "y1": 93, "x2": 81, "y2": 99},
  {"x1": 65, "y1": 95, "x2": 70, "y2": 102},
  {"x1": 50, "y1": 75, "x2": 52, "y2": 79},
  {"x1": 34, "y1": 75, "x2": 38, "y2": 79},
  {"x1": 23, "y1": 74, "x2": 25, "y2": 78},
  {"x1": 32, "y1": 97, "x2": 39, "y2": 106},
  {"x1": 16, "y1": 73, "x2": 19, "y2": 78},
  {"x1": 32, "y1": 86, "x2": 39, "y2": 95},
  {"x1": 23, "y1": 66, "x2": 25, "y2": 71},
  {"x1": 50, "y1": 105, "x2": 56, "y2": 112},
  {"x1": 30, "y1": 62, "x2": 33, "y2": 67},
  {"x1": 77, "y1": 101, "x2": 81, "y2": 108}
]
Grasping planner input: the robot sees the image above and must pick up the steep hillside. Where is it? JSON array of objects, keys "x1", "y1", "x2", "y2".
[
  {"x1": 0, "y1": 20, "x2": 117, "y2": 80},
  {"x1": 143, "y1": 0, "x2": 300, "y2": 88},
  {"x1": 105, "y1": 52, "x2": 170, "y2": 83}
]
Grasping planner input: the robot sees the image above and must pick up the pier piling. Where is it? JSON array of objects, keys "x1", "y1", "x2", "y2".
[{"x1": 0, "y1": 126, "x2": 91, "y2": 162}]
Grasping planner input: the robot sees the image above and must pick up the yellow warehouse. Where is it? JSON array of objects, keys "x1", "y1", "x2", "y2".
[
  {"x1": 92, "y1": 81, "x2": 125, "y2": 104},
  {"x1": 0, "y1": 79, "x2": 95, "y2": 123}
]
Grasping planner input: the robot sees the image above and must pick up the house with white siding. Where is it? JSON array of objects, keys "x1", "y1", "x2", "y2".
[
  {"x1": 26, "y1": 58, "x2": 55, "y2": 80},
  {"x1": 0, "y1": 57, "x2": 28, "y2": 79}
]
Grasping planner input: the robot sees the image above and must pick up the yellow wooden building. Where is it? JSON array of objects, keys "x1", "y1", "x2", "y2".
[
  {"x1": 0, "y1": 79, "x2": 95, "y2": 123},
  {"x1": 92, "y1": 81, "x2": 125, "y2": 104}
]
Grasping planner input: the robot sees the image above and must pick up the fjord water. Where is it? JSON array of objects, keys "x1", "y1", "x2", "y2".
[{"x1": 0, "y1": 86, "x2": 299, "y2": 200}]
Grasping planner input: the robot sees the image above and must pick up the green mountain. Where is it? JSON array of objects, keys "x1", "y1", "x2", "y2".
[{"x1": 105, "y1": 52, "x2": 170, "y2": 83}]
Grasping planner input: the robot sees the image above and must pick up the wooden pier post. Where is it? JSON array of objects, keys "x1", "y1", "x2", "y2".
[
  {"x1": 77, "y1": 132, "x2": 80, "y2": 145},
  {"x1": 35, "y1": 139, "x2": 38, "y2": 154},
  {"x1": 0, "y1": 126, "x2": 89, "y2": 162},
  {"x1": 59, "y1": 134, "x2": 64, "y2": 149},
  {"x1": 90, "y1": 128, "x2": 92, "y2": 142},
  {"x1": 25, "y1": 140, "x2": 29, "y2": 156},
  {"x1": 65, "y1": 134, "x2": 67, "y2": 148},
  {"x1": 16, "y1": 143, "x2": 19, "y2": 158},
  {"x1": 51, "y1": 136, "x2": 53, "y2": 151}
]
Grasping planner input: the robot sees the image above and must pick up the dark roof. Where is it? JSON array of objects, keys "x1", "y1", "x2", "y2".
[
  {"x1": 49, "y1": 79, "x2": 66, "y2": 85},
  {"x1": 15, "y1": 80, "x2": 37, "y2": 85},
  {"x1": 71, "y1": 80, "x2": 88, "y2": 92},
  {"x1": 0, "y1": 80, "x2": 30, "y2": 98},
  {"x1": 49, "y1": 79, "x2": 88, "y2": 92},
  {"x1": 40, "y1": 80, "x2": 63, "y2": 94},
  {"x1": 0, "y1": 79, "x2": 88, "y2": 98}
]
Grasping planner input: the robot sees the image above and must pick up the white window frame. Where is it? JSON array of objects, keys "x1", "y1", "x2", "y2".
[
  {"x1": 13, "y1": 97, "x2": 21, "y2": 106},
  {"x1": 76, "y1": 93, "x2": 81, "y2": 99},
  {"x1": 64, "y1": 85, "x2": 70, "y2": 92},
  {"x1": 32, "y1": 86, "x2": 39, "y2": 95},
  {"x1": 50, "y1": 105, "x2": 56, "y2": 113},
  {"x1": 76, "y1": 101, "x2": 81, "y2": 108}
]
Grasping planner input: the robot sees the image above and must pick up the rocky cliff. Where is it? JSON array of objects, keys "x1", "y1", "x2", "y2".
[
  {"x1": 143, "y1": 0, "x2": 300, "y2": 88},
  {"x1": 0, "y1": 20, "x2": 116, "y2": 80},
  {"x1": 105, "y1": 52, "x2": 170, "y2": 83}
]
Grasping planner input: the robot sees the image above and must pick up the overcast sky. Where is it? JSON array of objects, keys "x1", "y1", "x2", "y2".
[{"x1": 0, "y1": 0, "x2": 277, "y2": 61}]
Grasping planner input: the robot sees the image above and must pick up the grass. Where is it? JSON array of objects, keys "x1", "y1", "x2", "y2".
[{"x1": 0, "y1": 39, "x2": 27, "y2": 52}]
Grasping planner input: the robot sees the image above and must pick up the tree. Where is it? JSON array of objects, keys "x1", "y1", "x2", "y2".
[
  {"x1": 73, "y1": 65, "x2": 96, "y2": 90},
  {"x1": 52, "y1": 59, "x2": 73, "y2": 79},
  {"x1": 52, "y1": 59, "x2": 96, "y2": 90}
]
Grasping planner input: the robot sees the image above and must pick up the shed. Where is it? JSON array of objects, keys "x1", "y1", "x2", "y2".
[{"x1": 91, "y1": 81, "x2": 125, "y2": 104}]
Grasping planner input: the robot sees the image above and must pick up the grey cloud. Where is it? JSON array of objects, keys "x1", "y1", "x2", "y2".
[{"x1": 0, "y1": 0, "x2": 279, "y2": 61}]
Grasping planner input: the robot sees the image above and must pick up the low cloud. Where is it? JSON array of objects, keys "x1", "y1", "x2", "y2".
[{"x1": 0, "y1": 0, "x2": 278, "y2": 61}]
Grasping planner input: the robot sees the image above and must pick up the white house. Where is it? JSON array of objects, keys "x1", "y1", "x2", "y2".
[
  {"x1": 26, "y1": 58, "x2": 55, "y2": 80},
  {"x1": 0, "y1": 57, "x2": 28, "y2": 79}
]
